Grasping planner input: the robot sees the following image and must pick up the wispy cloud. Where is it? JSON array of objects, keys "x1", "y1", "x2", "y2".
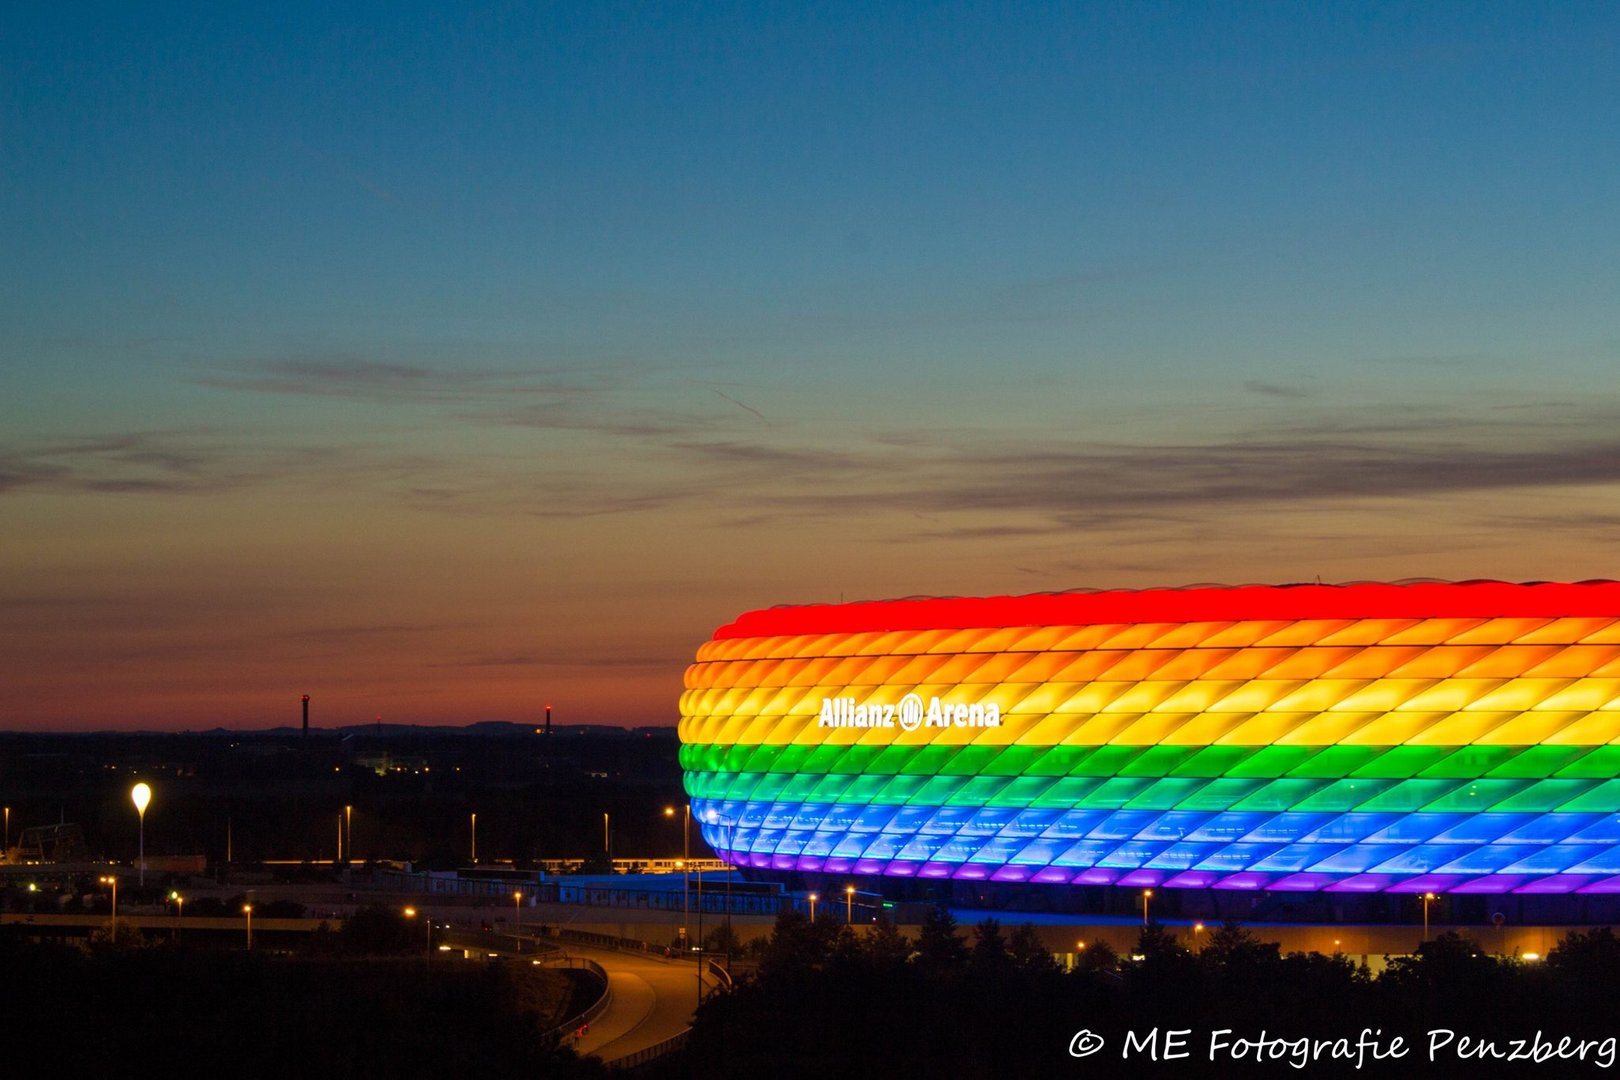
[
  {"x1": 762, "y1": 434, "x2": 1620, "y2": 527},
  {"x1": 1244, "y1": 380, "x2": 1309, "y2": 399},
  {"x1": 0, "y1": 431, "x2": 280, "y2": 496},
  {"x1": 20, "y1": 365, "x2": 1620, "y2": 550},
  {"x1": 191, "y1": 356, "x2": 607, "y2": 404}
]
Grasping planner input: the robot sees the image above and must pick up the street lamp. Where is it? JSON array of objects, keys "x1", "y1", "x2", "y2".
[
  {"x1": 131, "y1": 782, "x2": 152, "y2": 886},
  {"x1": 665, "y1": 805, "x2": 691, "y2": 946},
  {"x1": 243, "y1": 903, "x2": 254, "y2": 950},
  {"x1": 405, "y1": 906, "x2": 431, "y2": 968},
  {"x1": 603, "y1": 812, "x2": 611, "y2": 862},
  {"x1": 470, "y1": 813, "x2": 477, "y2": 863},
  {"x1": 1142, "y1": 888, "x2": 1153, "y2": 927},
  {"x1": 809, "y1": 892, "x2": 818, "y2": 921},
  {"x1": 513, "y1": 890, "x2": 523, "y2": 929},
  {"x1": 1422, "y1": 892, "x2": 1437, "y2": 941},
  {"x1": 169, "y1": 890, "x2": 184, "y2": 942},
  {"x1": 1193, "y1": 922, "x2": 1205, "y2": 952},
  {"x1": 99, "y1": 875, "x2": 118, "y2": 927},
  {"x1": 345, "y1": 804, "x2": 353, "y2": 864},
  {"x1": 845, "y1": 884, "x2": 855, "y2": 924}
]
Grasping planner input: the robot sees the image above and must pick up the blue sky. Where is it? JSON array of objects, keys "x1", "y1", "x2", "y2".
[{"x1": 4, "y1": 3, "x2": 1620, "y2": 728}]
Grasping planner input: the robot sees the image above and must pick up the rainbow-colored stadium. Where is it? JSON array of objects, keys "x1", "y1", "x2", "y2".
[{"x1": 677, "y1": 581, "x2": 1620, "y2": 895}]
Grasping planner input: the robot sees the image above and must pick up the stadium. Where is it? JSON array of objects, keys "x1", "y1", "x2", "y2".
[{"x1": 677, "y1": 581, "x2": 1620, "y2": 912}]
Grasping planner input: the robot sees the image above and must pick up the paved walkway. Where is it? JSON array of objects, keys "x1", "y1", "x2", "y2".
[{"x1": 561, "y1": 943, "x2": 702, "y2": 1063}]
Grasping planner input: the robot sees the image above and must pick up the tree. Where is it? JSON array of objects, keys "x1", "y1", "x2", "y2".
[
  {"x1": 1199, "y1": 920, "x2": 1280, "y2": 972},
  {"x1": 1134, "y1": 921, "x2": 1187, "y2": 962},
  {"x1": 969, "y1": 918, "x2": 1011, "y2": 976},
  {"x1": 1548, "y1": 926, "x2": 1620, "y2": 990},
  {"x1": 1007, "y1": 923, "x2": 1059, "y2": 975},
  {"x1": 758, "y1": 909, "x2": 828, "y2": 982},
  {"x1": 87, "y1": 921, "x2": 148, "y2": 951},
  {"x1": 704, "y1": 921, "x2": 742, "y2": 956},
  {"x1": 862, "y1": 914, "x2": 912, "y2": 970},
  {"x1": 1074, "y1": 937, "x2": 1119, "y2": 975},
  {"x1": 913, "y1": 905, "x2": 969, "y2": 975},
  {"x1": 337, "y1": 905, "x2": 419, "y2": 955}
]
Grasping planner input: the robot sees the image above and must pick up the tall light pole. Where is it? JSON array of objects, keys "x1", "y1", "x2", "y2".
[
  {"x1": 603, "y1": 812, "x2": 611, "y2": 862},
  {"x1": 1142, "y1": 888, "x2": 1153, "y2": 927},
  {"x1": 406, "y1": 907, "x2": 431, "y2": 970},
  {"x1": 1193, "y1": 922, "x2": 1204, "y2": 953},
  {"x1": 666, "y1": 805, "x2": 690, "y2": 946},
  {"x1": 3, "y1": 805, "x2": 9, "y2": 852},
  {"x1": 243, "y1": 903, "x2": 253, "y2": 950},
  {"x1": 809, "y1": 892, "x2": 818, "y2": 921},
  {"x1": 131, "y1": 783, "x2": 151, "y2": 887},
  {"x1": 99, "y1": 875, "x2": 118, "y2": 929},
  {"x1": 513, "y1": 890, "x2": 523, "y2": 930},
  {"x1": 1423, "y1": 892, "x2": 1437, "y2": 941},
  {"x1": 845, "y1": 884, "x2": 855, "y2": 924},
  {"x1": 337, "y1": 812, "x2": 344, "y2": 864},
  {"x1": 470, "y1": 813, "x2": 477, "y2": 863},
  {"x1": 345, "y1": 804, "x2": 353, "y2": 863}
]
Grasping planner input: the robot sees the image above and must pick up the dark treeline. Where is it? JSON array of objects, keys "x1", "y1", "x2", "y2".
[
  {"x1": 0, "y1": 906, "x2": 607, "y2": 1078},
  {"x1": 661, "y1": 911, "x2": 1620, "y2": 1079}
]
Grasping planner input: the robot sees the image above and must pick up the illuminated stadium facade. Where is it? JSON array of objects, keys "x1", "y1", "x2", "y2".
[{"x1": 678, "y1": 582, "x2": 1620, "y2": 897}]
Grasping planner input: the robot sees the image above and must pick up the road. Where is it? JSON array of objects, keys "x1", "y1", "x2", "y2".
[{"x1": 560, "y1": 942, "x2": 703, "y2": 1063}]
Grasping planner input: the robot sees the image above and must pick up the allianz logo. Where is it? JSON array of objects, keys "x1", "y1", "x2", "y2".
[{"x1": 816, "y1": 693, "x2": 1003, "y2": 732}]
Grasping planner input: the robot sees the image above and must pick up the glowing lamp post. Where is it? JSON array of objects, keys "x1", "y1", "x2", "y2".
[
  {"x1": 666, "y1": 805, "x2": 691, "y2": 945},
  {"x1": 99, "y1": 875, "x2": 118, "y2": 928},
  {"x1": 1193, "y1": 922, "x2": 1205, "y2": 952},
  {"x1": 131, "y1": 782, "x2": 152, "y2": 886},
  {"x1": 405, "y1": 906, "x2": 431, "y2": 968},
  {"x1": 513, "y1": 890, "x2": 523, "y2": 929},
  {"x1": 844, "y1": 884, "x2": 855, "y2": 924},
  {"x1": 1423, "y1": 892, "x2": 1437, "y2": 941},
  {"x1": 169, "y1": 890, "x2": 184, "y2": 942},
  {"x1": 243, "y1": 903, "x2": 253, "y2": 950},
  {"x1": 1142, "y1": 888, "x2": 1153, "y2": 927},
  {"x1": 808, "y1": 892, "x2": 818, "y2": 921}
]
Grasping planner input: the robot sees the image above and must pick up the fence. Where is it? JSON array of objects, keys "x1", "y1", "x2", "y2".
[
  {"x1": 610, "y1": 1028, "x2": 690, "y2": 1071},
  {"x1": 377, "y1": 868, "x2": 811, "y2": 918},
  {"x1": 545, "y1": 957, "x2": 612, "y2": 1043}
]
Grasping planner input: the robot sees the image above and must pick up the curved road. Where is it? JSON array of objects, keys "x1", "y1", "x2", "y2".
[
  {"x1": 441, "y1": 925, "x2": 706, "y2": 1065},
  {"x1": 561, "y1": 942, "x2": 703, "y2": 1062}
]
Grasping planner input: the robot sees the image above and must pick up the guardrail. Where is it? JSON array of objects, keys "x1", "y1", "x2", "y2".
[
  {"x1": 610, "y1": 1028, "x2": 690, "y2": 1071},
  {"x1": 702, "y1": 956, "x2": 733, "y2": 993},
  {"x1": 548, "y1": 926, "x2": 673, "y2": 958},
  {"x1": 440, "y1": 928, "x2": 560, "y2": 957},
  {"x1": 547, "y1": 958, "x2": 612, "y2": 1044}
]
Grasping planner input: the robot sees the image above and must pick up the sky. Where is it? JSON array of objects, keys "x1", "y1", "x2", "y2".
[{"x1": 4, "y1": 2, "x2": 1620, "y2": 730}]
